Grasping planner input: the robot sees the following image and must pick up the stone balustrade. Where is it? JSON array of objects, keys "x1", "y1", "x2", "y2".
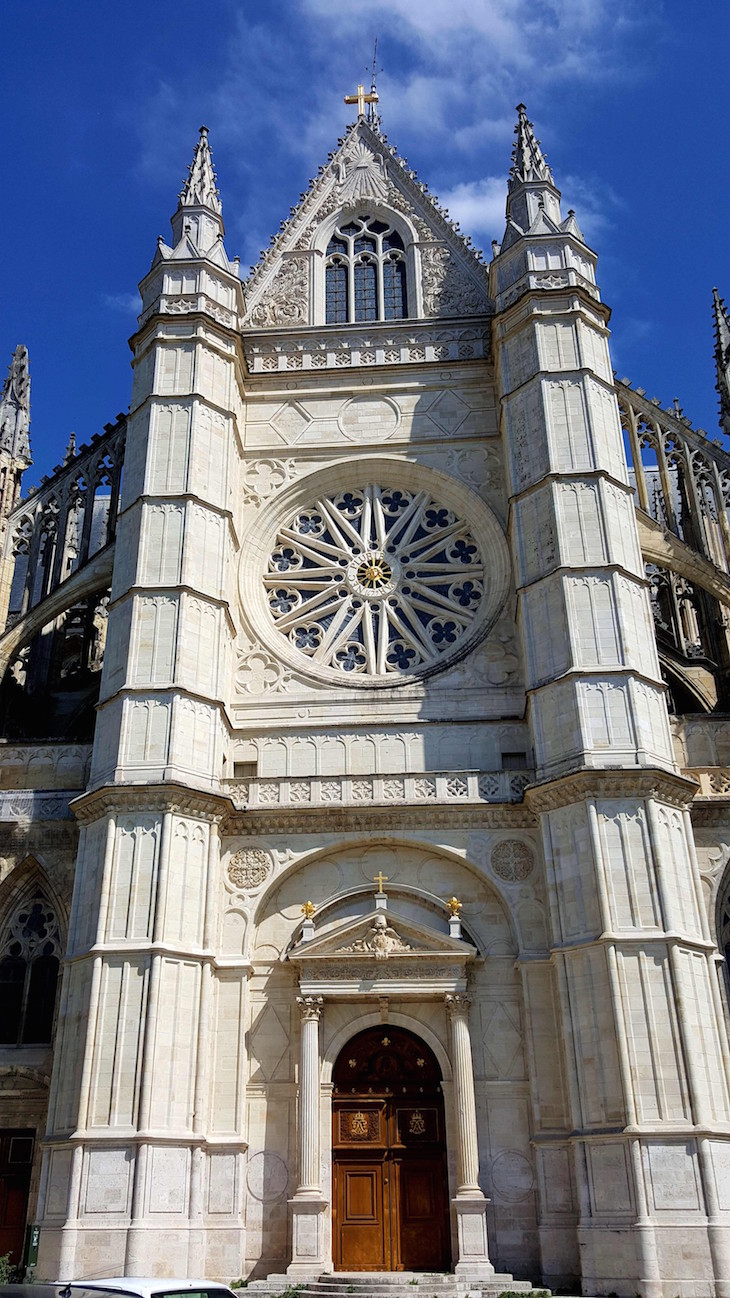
[{"x1": 224, "y1": 767, "x2": 532, "y2": 809}]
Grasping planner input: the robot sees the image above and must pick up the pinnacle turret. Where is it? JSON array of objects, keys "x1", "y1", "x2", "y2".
[
  {"x1": 713, "y1": 287, "x2": 730, "y2": 438},
  {"x1": 509, "y1": 103, "x2": 554, "y2": 191},
  {"x1": 168, "y1": 125, "x2": 226, "y2": 253},
  {"x1": 496, "y1": 103, "x2": 592, "y2": 256},
  {"x1": 0, "y1": 345, "x2": 32, "y2": 466}
]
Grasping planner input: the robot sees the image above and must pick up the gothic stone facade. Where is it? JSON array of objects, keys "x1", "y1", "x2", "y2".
[{"x1": 1, "y1": 108, "x2": 730, "y2": 1297}]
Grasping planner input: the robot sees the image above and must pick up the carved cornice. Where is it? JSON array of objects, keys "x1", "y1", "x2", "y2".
[
  {"x1": 524, "y1": 767, "x2": 698, "y2": 815},
  {"x1": 72, "y1": 780, "x2": 234, "y2": 825},
  {"x1": 220, "y1": 802, "x2": 538, "y2": 836}
]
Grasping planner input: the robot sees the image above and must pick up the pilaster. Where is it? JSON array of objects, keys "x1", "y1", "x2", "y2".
[
  {"x1": 492, "y1": 106, "x2": 730, "y2": 1298},
  {"x1": 37, "y1": 131, "x2": 248, "y2": 1281}
]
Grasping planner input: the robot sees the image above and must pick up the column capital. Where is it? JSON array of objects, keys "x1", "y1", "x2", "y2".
[
  {"x1": 297, "y1": 994, "x2": 324, "y2": 1022},
  {"x1": 445, "y1": 992, "x2": 471, "y2": 1020}
]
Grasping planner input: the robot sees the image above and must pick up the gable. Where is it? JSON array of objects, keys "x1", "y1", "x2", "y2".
[{"x1": 244, "y1": 119, "x2": 492, "y2": 328}]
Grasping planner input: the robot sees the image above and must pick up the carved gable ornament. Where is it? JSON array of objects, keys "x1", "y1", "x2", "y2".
[
  {"x1": 336, "y1": 139, "x2": 389, "y2": 202},
  {"x1": 243, "y1": 118, "x2": 491, "y2": 328},
  {"x1": 289, "y1": 903, "x2": 476, "y2": 998}
]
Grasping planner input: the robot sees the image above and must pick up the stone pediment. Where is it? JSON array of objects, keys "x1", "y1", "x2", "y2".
[
  {"x1": 243, "y1": 117, "x2": 492, "y2": 328},
  {"x1": 287, "y1": 908, "x2": 475, "y2": 996}
]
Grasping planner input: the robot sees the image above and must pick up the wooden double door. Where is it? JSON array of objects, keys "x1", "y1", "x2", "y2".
[
  {"x1": 332, "y1": 1026, "x2": 450, "y2": 1273},
  {"x1": 0, "y1": 1130, "x2": 34, "y2": 1264}
]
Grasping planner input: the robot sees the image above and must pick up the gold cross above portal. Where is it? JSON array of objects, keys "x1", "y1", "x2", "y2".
[
  {"x1": 373, "y1": 871, "x2": 389, "y2": 893},
  {"x1": 345, "y1": 83, "x2": 379, "y2": 117}
]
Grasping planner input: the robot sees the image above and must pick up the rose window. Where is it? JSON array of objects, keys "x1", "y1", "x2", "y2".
[{"x1": 264, "y1": 485, "x2": 485, "y2": 676}]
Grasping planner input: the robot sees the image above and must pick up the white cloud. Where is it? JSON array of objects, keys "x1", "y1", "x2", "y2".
[
  {"x1": 102, "y1": 292, "x2": 140, "y2": 315},
  {"x1": 436, "y1": 177, "x2": 507, "y2": 246}
]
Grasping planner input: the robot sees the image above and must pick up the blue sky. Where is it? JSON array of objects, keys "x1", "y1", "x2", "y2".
[{"x1": 2, "y1": 0, "x2": 728, "y2": 485}]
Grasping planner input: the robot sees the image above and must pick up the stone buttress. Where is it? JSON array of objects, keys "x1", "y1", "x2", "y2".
[
  {"x1": 491, "y1": 107, "x2": 730, "y2": 1297},
  {"x1": 36, "y1": 129, "x2": 247, "y2": 1279}
]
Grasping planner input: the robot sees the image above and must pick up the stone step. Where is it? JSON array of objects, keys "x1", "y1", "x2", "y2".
[{"x1": 241, "y1": 1274, "x2": 537, "y2": 1298}]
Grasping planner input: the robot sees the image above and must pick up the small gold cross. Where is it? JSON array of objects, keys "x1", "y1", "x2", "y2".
[
  {"x1": 373, "y1": 871, "x2": 389, "y2": 893},
  {"x1": 345, "y1": 83, "x2": 379, "y2": 117}
]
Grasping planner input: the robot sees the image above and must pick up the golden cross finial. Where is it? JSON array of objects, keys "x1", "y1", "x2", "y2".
[
  {"x1": 301, "y1": 900, "x2": 316, "y2": 919},
  {"x1": 345, "y1": 82, "x2": 379, "y2": 117},
  {"x1": 447, "y1": 896, "x2": 463, "y2": 917},
  {"x1": 373, "y1": 872, "x2": 389, "y2": 894}
]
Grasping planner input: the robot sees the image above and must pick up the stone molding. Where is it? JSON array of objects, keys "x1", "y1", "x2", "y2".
[
  {"x1": 524, "y1": 766, "x2": 697, "y2": 814},
  {"x1": 71, "y1": 780, "x2": 233, "y2": 825},
  {"x1": 222, "y1": 803, "x2": 538, "y2": 834}
]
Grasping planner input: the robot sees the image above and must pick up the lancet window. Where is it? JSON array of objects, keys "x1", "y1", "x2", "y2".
[
  {"x1": 0, "y1": 893, "x2": 61, "y2": 1045},
  {"x1": 325, "y1": 216, "x2": 408, "y2": 324}
]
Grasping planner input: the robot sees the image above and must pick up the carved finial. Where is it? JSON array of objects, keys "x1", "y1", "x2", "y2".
[
  {"x1": 446, "y1": 896, "x2": 463, "y2": 917},
  {"x1": 0, "y1": 345, "x2": 32, "y2": 466},
  {"x1": 63, "y1": 431, "x2": 76, "y2": 465},
  {"x1": 178, "y1": 124, "x2": 222, "y2": 214},
  {"x1": 301, "y1": 900, "x2": 316, "y2": 919},
  {"x1": 509, "y1": 103, "x2": 554, "y2": 191}
]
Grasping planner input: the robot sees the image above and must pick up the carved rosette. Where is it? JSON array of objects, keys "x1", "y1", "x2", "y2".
[
  {"x1": 227, "y1": 847, "x2": 272, "y2": 891},
  {"x1": 491, "y1": 840, "x2": 535, "y2": 882}
]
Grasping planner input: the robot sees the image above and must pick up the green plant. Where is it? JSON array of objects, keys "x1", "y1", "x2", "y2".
[
  {"x1": 0, "y1": 1253, "x2": 20, "y2": 1285},
  {"x1": 229, "y1": 1281, "x2": 248, "y2": 1291},
  {"x1": 273, "y1": 1287, "x2": 304, "y2": 1298}
]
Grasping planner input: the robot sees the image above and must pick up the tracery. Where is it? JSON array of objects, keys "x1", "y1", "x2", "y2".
[
  {"x1": 325, "y1": 215, "x2": 407, "y2": 324},
  {"x1": 0, "y1": 892, "x2": 61, "y2": 1045},
  {"x1": 265, "y1": 484, "x2": 484, "y2": 677}
]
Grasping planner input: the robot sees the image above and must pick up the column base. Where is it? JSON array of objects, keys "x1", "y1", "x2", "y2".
[
  {"x1": 452, "y1": 1194, "x2": 494, "y2": 1277},
  {"x1": 287, "y1": 1195, "x2": 331, "y2": 1276}
]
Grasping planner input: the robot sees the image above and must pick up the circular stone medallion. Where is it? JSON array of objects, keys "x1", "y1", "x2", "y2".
[
  {"x1": 491, "y1": 840, "x2": 535, "y2": 883},
  {"x1": 338, "y1": 396, "x2": 399, "y2": 441}
]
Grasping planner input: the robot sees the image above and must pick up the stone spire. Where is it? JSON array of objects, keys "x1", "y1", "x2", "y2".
[
  {"x1": 169, "y1": 125, "x2": 225, "y2": 252},
  {"x1": 500, "y1": 104, "x2": 575, "y2": 252},
  {"x1": 0, "y1": 345, "x2": 32, "y2": 465},
  {"x1": 509, "y1": 103, "x2": 554, "y2": 190},
  {"x1": 713, "y1": 287, "x2": 730, "y2": 438},
  {"x1": 178, "y1": 125, "x2": 221, "y2": 214}
]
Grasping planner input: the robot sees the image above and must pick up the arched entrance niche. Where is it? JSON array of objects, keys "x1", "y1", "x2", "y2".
[{"x1": 331, "y1": 1024, "x2": 450, "y2": 1273}]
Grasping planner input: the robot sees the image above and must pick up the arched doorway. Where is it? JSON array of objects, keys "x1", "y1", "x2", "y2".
[{"x1": 332, "y1": 1025, "x2": 451, "y2": 1272}]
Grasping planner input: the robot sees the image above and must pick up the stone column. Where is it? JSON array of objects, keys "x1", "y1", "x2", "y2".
[
  {"x1": 445, "y1": 994, "x2": 494, "y2": 1278},
  {"x1": 287, "y1": 995, "x2": 330, "y2": 1277}
]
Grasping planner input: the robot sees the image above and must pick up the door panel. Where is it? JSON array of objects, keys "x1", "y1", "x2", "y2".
[
  {"x1": 397, "y1": 1158, "x2": 448, "y2": 1271},
  {"x1": 332, "y1": 1026, "x2": 451, "y2": 1272},
  {"x1": 337, "y1": 1162, "x2": 388, "y2": 1270}
]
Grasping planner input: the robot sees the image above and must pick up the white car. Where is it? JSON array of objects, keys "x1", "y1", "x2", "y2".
[{"x1": 0, "y1": 1281, "x2": 239, "y2": 1298}]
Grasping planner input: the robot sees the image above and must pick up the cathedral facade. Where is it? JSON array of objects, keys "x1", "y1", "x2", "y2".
[{"x1": 2, "y1": 99, "x2": 730, "y2": 1296}]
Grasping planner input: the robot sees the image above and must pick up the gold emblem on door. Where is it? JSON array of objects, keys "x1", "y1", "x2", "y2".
[
  {"x1": 409, "y1": 1110, "x2": 426, "y2": 1135},
  {"x1": 350, "y1": 1110, "x2": 369, "y2": 1136}
]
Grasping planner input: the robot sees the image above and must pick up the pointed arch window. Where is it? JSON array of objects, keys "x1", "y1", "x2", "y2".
[
  {"x1": 325, "y1": 216, "x2": 408, "y2": 324},
  {"x1": 0, "y1": 893, "x2": 61, "y2": 1046}
]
